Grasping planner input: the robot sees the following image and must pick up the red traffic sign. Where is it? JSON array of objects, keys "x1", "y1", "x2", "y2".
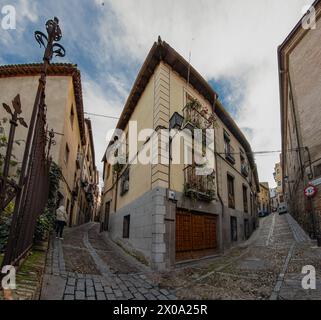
[{"x1": 304, "y1": 185, "x2": 317, "y2": 198}]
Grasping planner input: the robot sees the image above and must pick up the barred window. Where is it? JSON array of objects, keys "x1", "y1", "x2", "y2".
[{"x1": 120, "y1": 167, "x2": 130, "y2": 196}]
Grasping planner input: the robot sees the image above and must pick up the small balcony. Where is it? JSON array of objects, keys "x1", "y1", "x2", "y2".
[
  {"x1": 241, "y1": 163, "x2": 249, "y2": 177},
  {"x1": 184, "y1": 165, "x2": 216, "y2": 202},
  {"x1": 225, "y1": 145, "x2": 236, "y2": 165},
  {"x1": 183, "y1": 99, "x2": 214, "y2": 129}
]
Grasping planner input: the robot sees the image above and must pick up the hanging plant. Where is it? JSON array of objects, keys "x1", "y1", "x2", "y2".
[
  {"x1": 185, "y1": 98, "x2": 202, "y2": 112},
  {"x1": 113, "y1": 162, "x2": 125, "y2": 174}
]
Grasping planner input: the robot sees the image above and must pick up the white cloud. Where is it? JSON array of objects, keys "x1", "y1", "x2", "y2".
[
  {"x1": 0, "y1": 0, "x2": 39, "y2": 54},
  {"x1": 82, "y1": 78, "x2": 124, "y2": 185},
  {"x1": 17, "y1": 0, "x2": 38, "y2": 23},
  {"x1": 1, "y1": 0, "x2": 316, "y2": 188},
  {"x1": 94, "y1": 0, "x2": 314, "y2": 186}
]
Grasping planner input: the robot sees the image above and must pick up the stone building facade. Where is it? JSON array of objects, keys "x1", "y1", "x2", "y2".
[
  {"x1": 273, "y1": 158, "x2": 285, "y2": 206},
  {"x1": 0, "y1": 63, "x2": 98, "y2": 227},
  {"x1": 101, "y1": 38, "x2": 260, "y2": 270},
  {"x1": 74, "y1": 118, "x2": 100, "y2": 225},
  {"x1": 278, "y1": 0, "x2": 321, "y2": 237},
  {"x1": 258, "y1": 182, "x2": 270, "y2": 214}
]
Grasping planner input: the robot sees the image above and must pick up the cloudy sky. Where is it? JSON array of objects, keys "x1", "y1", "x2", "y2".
[{"x1": 0, "y1": 0, "x2": 315, "y2": 187}]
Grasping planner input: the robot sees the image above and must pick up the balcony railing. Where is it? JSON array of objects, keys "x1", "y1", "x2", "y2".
[
  {"x1": 241, "y1": 163, "x2": 249, "y2": 177},
  {"x1": 184, "y1": 165, "x2": 216, "y2": 202},
  {"x1": 225, "y1": 145, "x2": 236, "y2": 164},
  {"x1": 183, "y1": 100, "x2": 214, "y2": 129}
]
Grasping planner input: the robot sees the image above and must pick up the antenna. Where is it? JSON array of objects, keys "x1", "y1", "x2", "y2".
[
  {"x1": 187, "y1": 51, "x2": 191, "y2": 86},
  {"x1": 187, "y1": 37, "x2": 195, "y2": 87}
]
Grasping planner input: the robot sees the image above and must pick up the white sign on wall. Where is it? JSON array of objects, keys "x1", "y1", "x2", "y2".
[{"x1": 311, "y1": 178, "x2": 321, "y2": 187}]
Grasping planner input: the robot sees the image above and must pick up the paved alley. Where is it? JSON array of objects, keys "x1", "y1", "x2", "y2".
[
  {"x1": 40, "y1": 223, "x2": 176, "y2": 300},
  {"x1": 157, "y1": 213, "x2": 321, "y2": 300},
  {"x1": 40, "y1": 214, "x2": 321, "y2": 300}
]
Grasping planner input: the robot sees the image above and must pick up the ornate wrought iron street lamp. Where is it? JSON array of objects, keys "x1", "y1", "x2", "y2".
[{"x1": 1, "y1": 17, "x2": 66, "y2": 269}]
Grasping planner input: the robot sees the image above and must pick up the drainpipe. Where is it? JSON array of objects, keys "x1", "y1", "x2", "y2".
[
  {"x1": 287, "y1": 70, "x2": 321, "y2": 245},
  {"x1": 304, "y1": 147, "x2": 321, "y2": 246},
  {"x1": 304, "y1": 147, "x2": 314, "y2": 180},
  {"x1": 287, "y1": 72, "x2": 304, "y2": 178},
  {"x1": 114, "y1": 173, "x2": 118, "y2": 213},
  {"x1": 213, "y1": 100, "x2": 224, "y2": 254}
]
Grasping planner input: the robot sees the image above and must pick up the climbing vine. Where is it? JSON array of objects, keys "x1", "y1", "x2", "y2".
[
  {"x1": 34, "y1": 162, "x2": 62, "y2": 241},
  {"x1": 0, "y1": 118, "x2": 20, "y2": 252}
]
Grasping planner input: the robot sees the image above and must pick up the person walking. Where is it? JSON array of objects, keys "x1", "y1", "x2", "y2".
[{"x1": 55, "y1": 204, "x2": 68, "y2": 240}]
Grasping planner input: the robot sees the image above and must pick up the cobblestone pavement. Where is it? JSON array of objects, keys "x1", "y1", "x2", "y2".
[
  {"x1": 40, "y1": 223, "x2": 176, "y2": 300},
  {"x1": 155, "y1": 213, "x2": 321, "y2": 300}
]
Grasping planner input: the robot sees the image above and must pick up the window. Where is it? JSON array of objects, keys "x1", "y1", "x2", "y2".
[
  {"x1": 240, "y1": 149, "x2": 248, "y2": 177},
  {"x1": 230, "y1": 216, "x2": 238, "y2": 242},
  {"x1": 76, "y1": 145, "x2": 81, "y2": 169},
  {"x1": 186, "y1": 92, "x2": 194, "y2": 104},
  {"x1": 120, "y1": 167, "x2": 130, "y2": 196},
  {"x1": 314, "y1": 164, "x2": 321, "y2": 178},
  {"x1": 224, "y1": 131, "x2": 230, "y2": 154},
  {"x1": 243, "y1": 185, "x2": 248, "y2": 213},
  {"x1": 64, "y1": 144, "x2": 70, "y2": 164},
  {"x1": 227, "y1": 174, "x2": 235, "y2": 209},
  {"x1": 224, "y1": 130, "x2": 235, "y2": 164},
  {"x1": 70, "y1": 105, "x2": 75, "y2": 129},
  {"x1": 123, "y1": 215, "x2": 130, "y2": 238}
]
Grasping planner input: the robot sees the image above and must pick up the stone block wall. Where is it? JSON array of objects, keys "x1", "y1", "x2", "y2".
[{"x1": 108, "y1": 187, "x2": 167, "y2": 271}]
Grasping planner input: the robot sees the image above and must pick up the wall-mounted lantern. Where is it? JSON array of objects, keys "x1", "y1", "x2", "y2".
[{"x1": 169, "y1": 112, "x2": 184, "y2": 130}]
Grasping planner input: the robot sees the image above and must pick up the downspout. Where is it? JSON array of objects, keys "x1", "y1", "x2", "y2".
[
  {"x1": 114, "y1": 172, "x2": 118, "y2": 213},
  {"x1": 287, "y1": 72, "x2": 304, "y2": 179},
  {"x1": 213, "y1": 99, "x2": 224, "y2": 254},
  {"x1": 304, "y1": 147, "x2": 314, "y2": 180},
  {"x1": 168, "y1": 138, "x2": 171, "y2": 191}
]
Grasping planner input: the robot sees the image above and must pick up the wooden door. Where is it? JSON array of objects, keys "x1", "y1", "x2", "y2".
[{"x1": 176, "y1": 209, "x2": 217, "y2": 261}]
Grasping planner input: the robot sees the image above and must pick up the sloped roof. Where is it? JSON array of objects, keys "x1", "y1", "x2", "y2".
[
  {"x1": 0, "y1": 63, "x2": 86, "y2": 145},
  {"x1": 102, "y1": 37, "x2": 260, "y2": 191}
]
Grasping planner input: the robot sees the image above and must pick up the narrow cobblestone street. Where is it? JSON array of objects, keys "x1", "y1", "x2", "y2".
[
  {"x1": 156, "y1": 213, "x2": 321, "y2": 300},
  {"x1": 40, "y1": 214, "x2": 321, "y2": 300},
  {"x1": 40, "y1": 224, "x2": 176, "y2": 300}
]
